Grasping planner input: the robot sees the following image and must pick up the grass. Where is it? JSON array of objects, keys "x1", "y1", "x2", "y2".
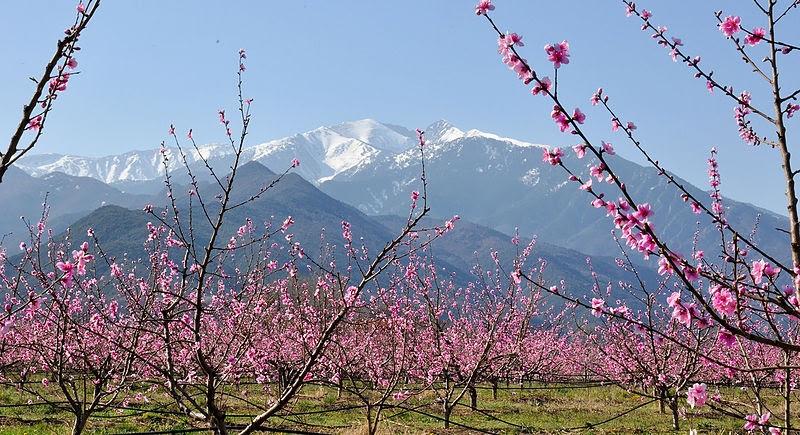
[{"x1": 0, "y1": 380, "x2": 762, "y2": 434}]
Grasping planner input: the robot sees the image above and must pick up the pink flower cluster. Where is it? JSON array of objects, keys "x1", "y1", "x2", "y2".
[
  {"x1": 686, "y1": 382, "x2": 707, "y2": 408},
  {"x1": 56, "y1": 242, "x2": 94, "y2": 288},
  {"x1": 497, "y1": 34, "x2": 533, "y2": 83},
  {"x1": 542, "y1": 147, "x2": 563, "y2": 166},
  {"x1": 544, "y1": 40, "x2": 570, "y2": 69},
  {"x1": 744, "y1": 27, "x2": 766, "y2": 46},
  {"x1": 751, "y1": 259, "x2": 779, "y2": 284},
  {"x1": 474, "y1": 0, "x2": 494, "y2": 15},
  {"x1": 719, "y1": 15, "x2": 741, "y2": 38},
  {"x1": 734, "y1": 91, "x2": 758, "y2": 145},
  {"x1": 666, "y1": 291, "x2": 705, "y2": 327}
]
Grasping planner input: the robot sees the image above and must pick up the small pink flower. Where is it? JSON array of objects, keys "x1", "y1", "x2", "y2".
[
  {"x1": 504, "y1": 32, "x2": 524, "y2": 47},
  {"x1": 572, "y1": 108, "x2": 586, "y2": 124},
  {"x1": 573, "y1": 144, "x2": 587, "y2": 158},
  {"x1": 718, "y1": 329, "x2": 736, "y2": 347},
  {"x1": 531, "y1": 77, "x2": 552, "y2": 96},
  {"x1": 720, "y1": 15, "x2": 741, "y2": 38},
  {"x1": 641, "y1": 10, "x2": 652, "y2": 20},
  {"x1": 787, "y1": 103, "x2": 800, "y2": 118},
  {"x1": 26, "y1": 116, "x2": 42, "y2": 131},
  {"x1": 544, "y1": 40, "x2": 570, "y2": 69},
  {"x1": 77, "y1": 2, "x2": 86, "y2": 13},
  {"x1": 542, "y1": 147, "x2": 563, "y2": 166},
  {"x1": 291, "y1": 158, "x2": 300, "y2": 168},
  {"x1": 745, "y1": 27, "x2": 765, "y2": 45},
  {"x1": 686, "y1": 383, "x2": 707, "y2": 408},
  {"x1": 667, "y1": 292, "x2": 681, "y2": 308},
  {"x1": 591, "y1": 297, "x2": 604, "y2": 317},
  {"x1": 475, "y1": 0, "x2": 494, "y2": 15},
  {"x1": 590, "y1": 89, "x2": 602, "y2": 106}
]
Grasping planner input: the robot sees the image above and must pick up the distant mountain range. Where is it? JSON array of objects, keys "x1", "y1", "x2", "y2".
[{"x1": 7, "y1": 119, "x2": 790, "y2": 291}]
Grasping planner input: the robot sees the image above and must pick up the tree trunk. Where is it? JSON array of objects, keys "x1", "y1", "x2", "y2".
[
  {"x1": 469, "y1": 385, "x2": 478, "y2": 410},
  {"x1": 443, "y1": 403, "x2": 452, "y2": 429},
  {"x1": 669, "y1": 394, "x2": 679, "y2": 431},
  {"x1": 72, "y1": 413, "x2": 89, "y2": 435},
  {"x1": 366, "y1": 404, "x2": 376, "y2": 435},
  {"x1": 491, "y1": 379, "x2": 498, "y2": 400}
]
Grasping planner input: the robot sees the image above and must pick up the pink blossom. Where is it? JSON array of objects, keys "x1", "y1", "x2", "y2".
[
  {"x1": 572, "y1": 107, "x2": 586, "y2": 124},
  {"x1": 658, "y1": 256, "x2": 675, "y2": 275},
  {"x1": 573, "y1": 144, "x2": 587, "y2": 158},
  {"x1": 591, "y1": 297, "x2": 604, "y2": 317},
  {"x1": 745, "y1": 27, "x2": 765, "y2": 45},
  {"x1": 667, "y1": 292, "x2": 681, "y2": 308},
  {"x1": 625, "y1": 3, "x2": 635, "y2": 17},
  {"x1": 66, "y1": 57, "x2": 78, "y2": 70},
  {"x1": 590, "y1": 164, "x2": 605, "y2": 181},
  {"x1": 542, "y1": 147, "x2": 563, "y2": 165},
  {"x1": 751, "y1": 259, "x2": 776, "y2": 284},
  {"x1": 26, "y1": 116, "x2": 42, "y2": 131},
  {"x1": 544, "y1": 40, "x2": 570, "y2": 69},
  {"x1": 672, "y1": 303, "x2": 691, "y2": 326},
  {"x1": 590, "y1": 89, "x2": 602, "y2": 106},
  {"x1": 787, "y1": 104, "x2": 800, "y2": 118},
  {"x1": 291, "y1": 158, "x2": 300, "y2": 168},
  {"x1": 281, "y1": 216, "x2": 294, "y2": 233},
  {"x1": 77, "y1": 2, "x2": 86, "y2": 13},
  {"x1": 719, "y1": 15, "x2": 741, "y2": 38},
  {"x1": 602, "y1": 141, "x2": 615, "y2": 155},
  {"x1": 641, "y1": 10, "x2": 652, "y2": 20},
  {"x1": 56, "y1": 261, "x2": 75, "y2": 288},
  {"x1": 712, "y1": 287, "x2": 737, "y2": 316},
  {"x1": 531, "y1": 77, "x2": 552, "y2": 96},
  {"x1": 718, "y1": 329, "x2": 736, "y2": 347},
  {"x1": 686, "y1": 383, "x2": 707, "y2": 408},
  {"x1": 504, "y1": 32, "x2": 524, "y2": 47},
  {"x1": 611, "y1": 119, "x2": 620, "y2": 131},
  {"x1": 475, "y1": 0, "x2": 494, "y2": 15},
  {"x1": 510, "y1": 270, "x2": 522, "y2": 285}
]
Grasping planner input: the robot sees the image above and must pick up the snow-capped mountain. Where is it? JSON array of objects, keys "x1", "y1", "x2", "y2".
[{"x1": 16, "y1": 119, "x2": 422, "y2": 189}]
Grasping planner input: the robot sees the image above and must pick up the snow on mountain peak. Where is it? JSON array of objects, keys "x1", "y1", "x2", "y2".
[
  {"x1": 16, "y1": 119, "x2": 547, "y2": 187},
  {"x1": 326, "y1": 119, "x2": 415, "y2": 153},
  {"x1": 463, "y1": 129, "x2": 545, "y2": 149},
  {"x1": 424, "y1": 120, "x2": 465, "y2": 143}
]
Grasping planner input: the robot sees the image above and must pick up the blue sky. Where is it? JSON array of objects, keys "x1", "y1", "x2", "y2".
[{"x1": 2, "y1": 1, "x2": 797, "y2": 215}]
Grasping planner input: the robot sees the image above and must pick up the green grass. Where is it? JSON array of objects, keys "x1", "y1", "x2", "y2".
[{"x1": 0, "y1": 381, "x2": 762, "y2": 434}]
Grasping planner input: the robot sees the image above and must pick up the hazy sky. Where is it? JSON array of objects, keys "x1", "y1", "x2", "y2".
[{"x1": 2, "y1": 1, "x2": 797, "y2": 215}]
